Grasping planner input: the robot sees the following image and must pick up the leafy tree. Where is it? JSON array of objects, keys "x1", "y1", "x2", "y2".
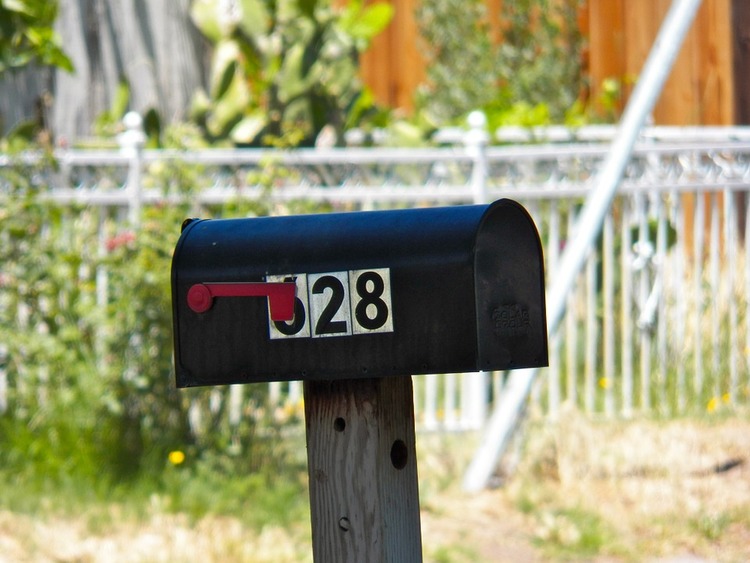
[
  {"x1": 0, "y1": 0, "x2": 72, "y2": 141},
  {"x1": 0, "y1": 153, "x2": 191, "y2": 480},
  {"x1": 189, "y1": 0, "x2": 393, "y2": 147},
  {"x1": 0, "y1": 125, "x2": 333, "y2": 486},
  {"x1": 495, "y1": 0, "x2": 584, "y2": 122},
  {"x1": 415, "y1": 0, "x2": 498, "y2": 123},
  {"x1": 0, "y1": 0, "x2": 72, "y2": 73},
  {"x1": 416, "y1": 0, "x2": 586, "y2": 127}
]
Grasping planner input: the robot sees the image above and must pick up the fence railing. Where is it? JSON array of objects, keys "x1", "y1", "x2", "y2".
[{"x1": 2, "y1": 117, "x2": 750, "y2": 430}]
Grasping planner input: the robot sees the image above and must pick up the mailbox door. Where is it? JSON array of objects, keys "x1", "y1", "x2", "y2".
[{"x1": 474, "y1": 200, "x2": 548, "y2": 370}]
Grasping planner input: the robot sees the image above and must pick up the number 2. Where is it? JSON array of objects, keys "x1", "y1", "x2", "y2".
[{"x1": 309, "y1": 273, "x2": 351, "y2": 337}]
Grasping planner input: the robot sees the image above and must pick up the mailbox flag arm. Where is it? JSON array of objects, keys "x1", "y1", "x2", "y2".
[{"x1": 187, "y1": 282, "x2": 296, "y2": 321}]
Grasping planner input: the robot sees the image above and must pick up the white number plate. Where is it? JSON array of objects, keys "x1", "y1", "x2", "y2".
[{"x1": 267, "y1": 269, "x2": 393, "y2": 339}]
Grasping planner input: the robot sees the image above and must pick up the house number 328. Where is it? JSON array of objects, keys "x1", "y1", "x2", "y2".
[{"x1": 266, "y1": 268, "x2": 393, "y2": 339}]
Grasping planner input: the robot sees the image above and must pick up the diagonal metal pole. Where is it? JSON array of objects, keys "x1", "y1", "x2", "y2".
[{"x1": 463, "y1": 0, "x2": 704, "y2": 493}]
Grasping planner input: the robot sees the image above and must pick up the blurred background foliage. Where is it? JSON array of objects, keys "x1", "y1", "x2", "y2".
[
  {"x1": 0, "y1": 0, "x2": 597, "y2": 148},
  {"x1": 416, "y1": 0, "x2": 598, "y2": 130},
  {"x1": 0, "y1": 0, "x2": 72, "y2": 73},
  {"x1": 0, "y1": 145, "x2": 314, "y2": 516},
  {"x1": 0, "y1": 0, "x2": 593, "y2": 512},
  {"x1": 189, "y1": 0, "x2": 394, "y2": 147}
]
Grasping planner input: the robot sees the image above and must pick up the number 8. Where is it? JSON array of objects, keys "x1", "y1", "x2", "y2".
[{"x1": 350, "y1": 268, "x2": 393, "y2": 334}]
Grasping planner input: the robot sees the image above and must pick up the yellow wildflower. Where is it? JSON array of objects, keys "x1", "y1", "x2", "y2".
[
  {"x1": 168, "y1": 450, "x2": 185, "y2": 465},
  {"x1": 706, "y1": 397, "x2": 719, "y2": 413}
]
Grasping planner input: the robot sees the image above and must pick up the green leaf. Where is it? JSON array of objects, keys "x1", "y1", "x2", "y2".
[
  {"x1": 206, "y1": 73, "x2": 251, "y2": 137},
  {"x1": 112, "y1": 80, "x2": 130, "y2": 118},
  {"x1": 344, "y1": 87, "x2": 374, "y2": 130},
  {"x1": 296, "y1": 0, "x2": 318, "y2": 19},
  {"x1": 6, "y1": 120, "x2": 37, "y2": 141},
  {"x1": 278, "y1": 43, "x2": 313, "y2": 103},
  {"x1": 230, "y1": 113, "x2": 267, "y2": 143},
  {"x1": 42, "y1": 46, "x2": 74, "y2": 72},
  {"x1": 215, "y1": 59, "x2": 238, "y2": 101},
  {"x1": 2, "y1": 0, "x2": 34, "y2": 16},
  {"x1": 209, "y1": 40, "x2": 241, "y2": 99},
  {"x1": 190, "y1": 0, "x2": 224, "y2": 42},
  {"x1": 341, "y1": 2, "x2": 393, "y2": 42},
  {"x1": 190, "y1": 88, "x2": 212, "y2": 120},
  {"x1": 300, "y1": 21, "x2": 324, "y2": 72},
  {"x1": 238, "y1": 0, "x2": 270, "y2": 37},
  {"x1": 143, "y1": 108, "x2": 162, "y2": 148}
]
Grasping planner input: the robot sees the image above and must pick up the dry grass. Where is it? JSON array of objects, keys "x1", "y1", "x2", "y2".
[
  {"x1": 2, "y1": 412, "x2": 750, "y2": 562},
  {"x1": 505, "y1": 409, "x2": 750, "y2": 561},
  {"x1": 418, "y1": 410, "x2": 750, "y2": 562},
  {"x1": 0, "y1": 509, "x2": 312, "y2": 562}
]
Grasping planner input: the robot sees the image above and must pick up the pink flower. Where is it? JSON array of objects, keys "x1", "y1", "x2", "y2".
[{"x1": 106, "y1": 231, "x2": 136, "y2": 252}]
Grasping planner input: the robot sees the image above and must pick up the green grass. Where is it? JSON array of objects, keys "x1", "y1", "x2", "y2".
[
  {"x1": 0, "y1": 463, "x2": 310, "y2": 528},
  {"x1": 429, "y1": 543, "x2": 481, "y2": 563},
  {"x1": 531, "y1": 506, "x2": 619, "y2": 559},
  {"x1": 4, "y1": 412, "x2": 750, "y2": 562},
  {"x1": 690, "y1": 511, "x2": 732, "y2": 542},
  {"x1": 0, "y1": 426, "x2": 311, "y2": 534}
]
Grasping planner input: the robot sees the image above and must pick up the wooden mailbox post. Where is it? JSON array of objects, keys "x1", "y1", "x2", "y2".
[{"x1": 171, "y1": 200, "x2": 548, "y2": 562}]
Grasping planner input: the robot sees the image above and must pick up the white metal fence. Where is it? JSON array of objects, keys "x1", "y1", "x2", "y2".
[{"x1": 2, "y1": 117, "x2": 750, "y2": 430}]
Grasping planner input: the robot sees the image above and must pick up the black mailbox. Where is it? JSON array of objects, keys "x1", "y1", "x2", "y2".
[{"x1": 171, "y1": 199, "x2": 548, "y2": 387}]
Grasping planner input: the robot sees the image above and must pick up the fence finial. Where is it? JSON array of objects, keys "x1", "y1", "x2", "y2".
[
  {"x1": 118, "y1": 111, "x2": 145, "y2": 227},
  {"x1": 119, "y1": 111, "x2": 146, "y2": 153},
  {"x1": 465, "y1": 110, "x2": 489, "y2": 205}
]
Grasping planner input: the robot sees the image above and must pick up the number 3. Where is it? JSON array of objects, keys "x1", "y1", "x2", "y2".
[
  {"x1": 267, "y1": 274, "x2": 310, "y2": 339},
  {"x1": 267, "y1": 269, "x2": 393, "y2": 339}
]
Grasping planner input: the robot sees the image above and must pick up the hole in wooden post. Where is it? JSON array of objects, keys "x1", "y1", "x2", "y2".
[
  {"x1": 333, "y1": 417, "x2": 346, "y2": 432},
  {"x1": 338, "y1": 517, "x2": 350, "y2": 532},
  {"x1": 390, "y1": 439, "x2": 408, "y2": 470}
]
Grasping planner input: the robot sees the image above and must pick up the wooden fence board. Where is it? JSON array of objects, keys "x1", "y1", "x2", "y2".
[
  {"x1": 657, "y1": 0, "x2": 699, "y2": 125},
  {"x1": 359, "y1": 0, "x2": 736, "y2": 125},
  {"x1": 698, "y1": 0, "x2": 735, "y2": 124},
  {"x1": 733, "y1": 0, "x2": 750, "y2": 124},
  {"x1": 586, "y1": 0, "x2": 625, "y2": 113},
  {"x1": 360, "y1": 0, "x2": 424, "y2": 111}
]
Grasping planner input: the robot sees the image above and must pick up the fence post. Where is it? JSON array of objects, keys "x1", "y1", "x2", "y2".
[
  {"x1": 462, "y1": 110, "x2": 490, "y2": 428},
  {"x1": 118, "y1": 111, "x2": 146, "y2": 227},
  {"x1": 466, "y1": 110, "x2": 489, "y2": 205},
  {"x1": 0, "y1": 344, "x2": 7, "y2": 414}
]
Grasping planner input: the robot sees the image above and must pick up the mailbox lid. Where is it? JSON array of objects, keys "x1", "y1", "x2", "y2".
[{"x1": 173, "y1": 204, "x2": 487, "y2": 279}]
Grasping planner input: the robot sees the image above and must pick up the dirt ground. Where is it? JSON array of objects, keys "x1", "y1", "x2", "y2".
[
  {"x1": 1, "y1": 412, "x2": 749, "y2": 562},
  {"x1": 419, "y1": 410, "x2": 750, "y2": 562}
]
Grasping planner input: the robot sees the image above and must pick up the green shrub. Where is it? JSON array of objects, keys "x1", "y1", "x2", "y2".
[
  {"x1": 416, "y1": 0, "x2": 589, "y2": 128},
  {"x1": 189, "y1": 0, "x2": 393, "y2": 146},
  {"x1": 0, "y1": 142, "x2": 322, "y2": 493}
]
